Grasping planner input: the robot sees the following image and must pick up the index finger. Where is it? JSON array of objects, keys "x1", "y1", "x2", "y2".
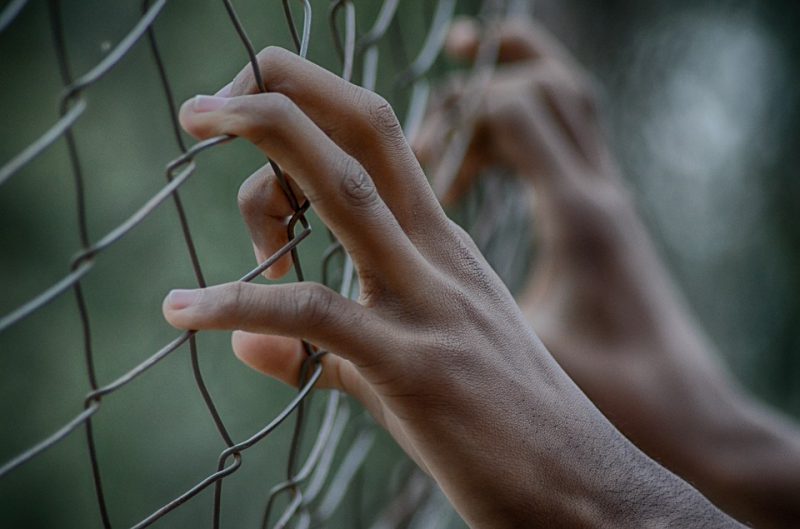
[
  {"x1": 179, "y1": 91, "x2": 423, "y2": 284},
  {"x1": 220, "y1": 48, "x2": 450, "y2": 243}
]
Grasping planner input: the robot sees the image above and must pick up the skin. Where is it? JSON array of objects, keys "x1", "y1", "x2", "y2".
[
  {"x1": 161, "y1": 35, "x2": 742, "y2": 529},
  {"x1": 415, "y1": 18, "x2": 800, "y2": 528}
]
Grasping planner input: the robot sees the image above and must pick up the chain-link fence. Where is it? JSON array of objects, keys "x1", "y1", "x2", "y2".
[{"x1": 0, "y1": 0, "x2": 535, "y2": 527}]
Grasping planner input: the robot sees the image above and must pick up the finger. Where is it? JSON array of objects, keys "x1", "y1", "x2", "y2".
[
  {"x1": 231, "y1": 332, "x2": 389, "y2": 428},
  {"x1": 237, "y1": 165, "x2": 301, "y2": 280},
  {"x1": 500, "y1": 63, "x2": 602, "y2": 182},
  {"x1": 230, "y1": 330, "x2": 425, "y2": 468},
  {"x1": 491, "y1": 92, "x2": 581, "y2": 191},
  {"x1": 539, "y1": 78, "x2": 612, "y2": 176},
  {"x1": 164, "y1": 282, "x2": 383, "y2": 366},
  {"x1": 417, "y1": 111, "x2": 490, "y2": 205},
  {"x1": 411, "y1": 99, "x2": 454, "y2": 169},
  {"x1": 445, "y1": 64, "x2": 588, "y2": 195},
  {"x1": 446, "y1": 16, "x2": 571, "y2": 64},
  {"x1": 231, "y1": 332, "x2": 349, "y2": 388},
  {"x1": 413, "y1": 78, "x2": 489, "y2": 205},
  {"x1": 234, "y1": 333, "x2": 316, "y2": 384},
  {"x1": 439, "y1": 139, "x2": 487, "y2": 206},
  {"x1": 179, "y1": 92, "x2": 422, "y2": 277},
  {"x1": 222, "y1": 47, "x2": 451, "y2": 241}
]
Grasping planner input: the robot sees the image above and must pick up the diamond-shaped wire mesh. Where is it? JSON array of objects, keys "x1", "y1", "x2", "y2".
[{"x1": 0, "y1": 0, "x2": 531, "y2": 527}]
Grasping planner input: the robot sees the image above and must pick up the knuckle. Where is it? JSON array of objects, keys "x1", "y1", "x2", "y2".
[
  {"x1": 447, "y1": 219, "x2": 474, "y2": 246},
  {"x1": 218, "y1": 282, "x2": 247, "y2": 323},
  {"x1": 230, "y1": 72, "x2": 250, "y2": 96},
  {"x1": 291, "y1": 283, "x2": 335, "y2": 328},
  {"x1": 259, "y1": 45, "x2": 289, "y2": 64},
  {"x1": 366, "y1": 94, "x2": 403, "y2": 142},
  {"x1": 237, "y1": 177, "x2": 261, "y2": 217},
  {"x1": 337, "y1": 158, "x2": 379, "y2": 209},
  {"x1": 257, "y1": 46, "x2": 293, "y2": 89},
  {"x1": 234, "y1": 93, "x2": 297, "y2": 146},
  {"x1": 262, "y1": 92, "x2": 297, "y2": 125},
  {"x1": 559, "y1": 182, "x2": 634, "y2": 253},
  {"x1": 221, "y1": 99, "x2": 261, "y2": 139},
  {"x1": 549, "y1": 59, "x2": 599, "y2": 109},
  {"x1": 441, "y1": 219, "x2": 483, "y2": 259}
]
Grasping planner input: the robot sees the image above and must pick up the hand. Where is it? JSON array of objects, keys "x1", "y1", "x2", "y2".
[
  {"x1": 162, "y1": 46, "x2": 738, "y2": 528},
  {"x1": 417, "y1": 18, "x2": 800, "y2": 528},
  {"x1": 415, "y1": 17, "x2": 616, "y2": 206}
]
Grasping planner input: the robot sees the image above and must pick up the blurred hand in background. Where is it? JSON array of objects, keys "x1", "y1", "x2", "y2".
[{"x1": 415, "y1": 17, "x2": 800, "y2": 528}]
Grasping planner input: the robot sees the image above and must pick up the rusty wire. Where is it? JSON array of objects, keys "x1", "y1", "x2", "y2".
[{"x1": 0, "y1": 0, "x2": 526, "y2": 527}]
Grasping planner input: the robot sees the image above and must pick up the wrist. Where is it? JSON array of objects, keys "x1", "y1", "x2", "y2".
[
  {"x1": 698, "y1": 395, "x2": 800, "y2": 526},
  {"x1": 410, "y1": 348, "x2": 739, "y2": 528},
  {"x1": 601, "y1": 446, "x2": 742, "y2": 529}
]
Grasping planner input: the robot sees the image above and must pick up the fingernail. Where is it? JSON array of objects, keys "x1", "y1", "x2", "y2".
[
  {"x1": 167, "y1": 289, "x2": 198, "y2": 309},
  {"x1": 215, "y1": 81, "x2": 233, "y2": 97},
  {"x1": 192, "y1": 95, "x2": 228, "y2": 113}
]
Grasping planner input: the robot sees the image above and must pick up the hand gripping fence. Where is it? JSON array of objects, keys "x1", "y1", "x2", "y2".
[{"x1": 0, "y1": 0, "x2": 533, "y2": 527}]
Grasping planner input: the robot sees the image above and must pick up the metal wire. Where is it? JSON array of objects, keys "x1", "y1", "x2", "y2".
[{"x1": 0, "y1": 0, "x2": 526, "y2": 527}]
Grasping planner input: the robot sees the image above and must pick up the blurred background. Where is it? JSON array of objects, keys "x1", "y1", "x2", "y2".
[{"x1": 0, "y1": 0, "x2": 798, "y2": 527}]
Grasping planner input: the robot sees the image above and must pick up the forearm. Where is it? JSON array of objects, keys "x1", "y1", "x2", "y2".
[
  {"x1": 512, "y1": 168, "x2": 800, "y2": 526},
  {"x1": 550, "y1": 321, "x2": 800, "y2": 528},
  {"x1": 610, "y1": 325, "x2": 800, "y2": 527},
  {"x1": 695, "y1": 393, "x2": 800, "y2": 528}
]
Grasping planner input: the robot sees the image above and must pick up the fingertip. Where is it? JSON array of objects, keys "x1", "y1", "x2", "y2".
[
  {"x1": 162, "y1": 288, "x2": 200, "y2": 329},
  {"x1": 230, "y1": 329, "x2": 251, "y2": 360},
  {"x1": 264, "y1": 267, "x2": 283, "y2": 281},
  {"x1": 264, "y1": 254, "x2": 293, "y2": 280},
  {"x1": 231, "y1": 330, "x2": 267, "y2": 372},
  {"x1": 177, "y1": 98, "x2": 196, "y2": 135},
  {"x1": 251, "y1": 240, "x2": 294, "y2": 281},
  {"x1": 178, "y1": 95, "x2": 229, "y2": 138},
  {"x1": 231, "y1": 331, "x2": 303, "y2": 382},
  {"x1": 178, "y1": 98, "x2": 207, "y2": 139},
  {"x1": 446, "y1": 17, "x2": 480, "y2": 60},
  {"x1": 165, "y1": 289, "x2": 199, "y2": 310}
]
